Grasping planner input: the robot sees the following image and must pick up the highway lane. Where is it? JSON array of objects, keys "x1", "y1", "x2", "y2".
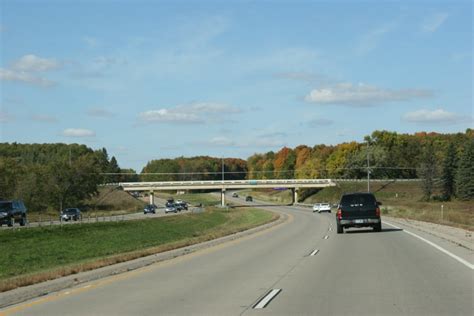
[
  {"x1": 2, "y1": 200, "x2": 473, "y2": 315},
  {"x1": 0, "y1": 197, "x2": 199, "y2": 230}
]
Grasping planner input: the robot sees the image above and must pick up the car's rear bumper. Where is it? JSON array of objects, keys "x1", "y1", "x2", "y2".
[{"x1": 339, "y1": 218, "x2": 381, "y2": 226}]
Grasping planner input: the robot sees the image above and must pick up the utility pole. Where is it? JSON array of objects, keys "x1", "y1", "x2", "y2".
[
  {"x1": 222, "y1": 157, "x2": 224, "y2": 182},
  {"x1": 367, "y1": 141, "x2": 370, "y2": 192}
]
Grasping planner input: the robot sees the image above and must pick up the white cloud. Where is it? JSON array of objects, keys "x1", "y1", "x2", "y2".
[
  {"x1": 31, "y1": 114, "x2": 58, "y2": 123},
  {"x1": 62, "y1": 128, "x2": 96, "y2": 137},
  {"x1": 139, "y1": 102, "x2": 241, "y2": 124},
  {"x1": 0, "y1": 68, "x2": 55, "y2": 87},
  {"x1": 87, "y1": 107, "x2": 116, "y2": 118},
  {"x1": 402, "y1": 109, "x2": 469, "y2": 124},
  {"x1": 421, "y1": 13, "x2": 449, "y2": 33},
  {"x1": 12, "y1": 54, "x2": 60, "y2": 72},
  {"x1": 305, "y1": 82, "x2": 433, "y2": 106},
  {"x1": 356, "y1": 25, "x2": 393, "y2": 55},
  {"x1": 139, "y1": 109, "x2": 201, "y2": 123},
  {"x1": 209, "y1": 136, "x2": 236, "y2": 147}
]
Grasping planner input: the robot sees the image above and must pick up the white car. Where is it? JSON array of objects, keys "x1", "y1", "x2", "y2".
[
  {"x1": 312, "y1": 203, "x2": 321, "y2": 212},
  {"x1": 313, "y1": 203, "x2": 331, "y2": 213}
]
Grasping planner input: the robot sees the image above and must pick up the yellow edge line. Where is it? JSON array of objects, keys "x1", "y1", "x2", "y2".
[{"x1": 1, "y1": 212, "x2": 293, "y2": 315}]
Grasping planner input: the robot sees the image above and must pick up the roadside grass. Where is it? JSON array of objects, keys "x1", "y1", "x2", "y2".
[
  {"x1": 0, "y1": 207, "x2": 276, "y2": 292},
  {"x1": 381, "y1": 202, "x2": 473, "y2": 231}
]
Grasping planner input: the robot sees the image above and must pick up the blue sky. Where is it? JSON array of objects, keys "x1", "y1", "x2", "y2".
[{"x1": 1, "y1": 0, "x2": 472, "y2": 171}]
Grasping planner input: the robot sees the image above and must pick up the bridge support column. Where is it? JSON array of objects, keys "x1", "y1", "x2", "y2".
[
  {"x1": 221, "y1": 189, "x2": 226, "y2": 207},
  {"x1": 292, "y1": 188, "x2": 299, "y2": 205},
  {"x1": 149, "y1": 191, "x2": 154, "y2": 205}
]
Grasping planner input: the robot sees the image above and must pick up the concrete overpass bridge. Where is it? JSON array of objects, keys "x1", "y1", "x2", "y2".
[{"x1": 119, "y1": 179, "x2": 336, "y2": 206}]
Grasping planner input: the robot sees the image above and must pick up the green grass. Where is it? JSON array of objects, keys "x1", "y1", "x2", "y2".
[{"x1": 0, "y1": 207, "x2": 275, "y2": 291}]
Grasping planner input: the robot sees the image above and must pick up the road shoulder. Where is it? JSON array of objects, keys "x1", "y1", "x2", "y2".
[{"x1": 384, "y1": 216, "x2": 472, "y2": 251}]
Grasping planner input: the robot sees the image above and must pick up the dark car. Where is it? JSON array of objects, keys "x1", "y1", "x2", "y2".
[
  {"x1": 245, "y1": 196, "x2": 253, "y2": 202},
  {"x1": 175, "y1": 200, "x2": 188, "y2": 211},
  {"x1": 0, "y1": 200, "x2": 27, "y2": 227},
  {"x1": 60, "y1": 208, "x2": 82, "y2": 221},
  {"x1": 232, "y1": 192, "x2": 239, "y2": 198},
  {"x1": 336, "y1": 193, "x2": 382, "y2": 234},
  {"x1": 143, "y1": 204, "x2": 157, "y2": 214}
]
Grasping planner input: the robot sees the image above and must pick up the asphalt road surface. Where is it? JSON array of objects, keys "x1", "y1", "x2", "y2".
[{"x1": 2, "y1": 197, "x2": 473, "y2": 315}]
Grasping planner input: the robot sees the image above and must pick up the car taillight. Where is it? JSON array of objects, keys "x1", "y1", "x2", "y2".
[
  {"x1": 376, "y1": 207, "x2": 380, "y2": 217},
  {"x1": 336, "y1": 208, "x2": 342, "y2": 220}
]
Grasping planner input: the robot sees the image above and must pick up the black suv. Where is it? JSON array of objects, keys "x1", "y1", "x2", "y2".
[
  {"x1": 60, "y1": 208, "x2": 82, "y2": 221},
  {"x1": 0, "y1": 200, "x2": 28, "y2": 227},
  {"x1": 336, "y1": 193, "x2": 382, "y2": 234},
  {"x1": 143, "y1": 204, "x2": 157, "y2": 214}
]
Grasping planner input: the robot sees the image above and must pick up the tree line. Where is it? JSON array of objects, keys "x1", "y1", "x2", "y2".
[
  {"x1": 0, "y1": 143, "x2": 137, "y2": 212},
  {"x1": 1, "y1": 129, "x2": 472, "y2": 213},
  {"x1": 245, "y1": 129, "x2": 473, "y2": 200}
]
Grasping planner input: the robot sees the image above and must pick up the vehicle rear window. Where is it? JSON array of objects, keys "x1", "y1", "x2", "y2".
[
  {"x1": 340, "y1": 194, "x2": 376, "y2": 207},
  {"x1": 0, "y1": 202, "x2": 13, "y2": 211}
]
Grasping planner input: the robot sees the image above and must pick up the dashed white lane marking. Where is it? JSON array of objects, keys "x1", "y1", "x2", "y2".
[
  {"x1": 384, "y1": 222, "x2": 474, "y2": 270},
  {"x1": 310, "y1": 249, "x2": 319, "y2": 256},
  {"x1": 324, "y1": 235, "x2": 329, "y2": 239},
  {"x1": 254, "y1": 289, "x2": 282, "y2": 309},
  {"x1": 329, "y1": 228, "x2": 332, "y2": 232}
]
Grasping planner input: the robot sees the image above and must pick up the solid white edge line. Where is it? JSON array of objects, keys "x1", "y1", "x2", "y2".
[
  {"x1": 310, "y1": 249, "x2": 319, "y2": 256},
  {"x1": 254, "y1": 289, "x2": 282, "y2": 309},
  {"x1": 384, "y1": 222, "x2": 474, "y2": 270}
]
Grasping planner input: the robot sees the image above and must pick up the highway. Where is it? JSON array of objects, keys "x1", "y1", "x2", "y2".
[
  {"x1": 2, "y1": 197, "x2": 473, "y2": 315},
  {"x1": 0, "y1": 197, "x2": 198, "y2": 230}
]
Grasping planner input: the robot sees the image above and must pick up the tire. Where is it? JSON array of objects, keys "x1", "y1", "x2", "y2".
[
  {"x1": 337, "y1": 222, "x2": 343, "y2": 234},
  {"x1": 20, "y1": 216, "x2": 27, "y2": 226},
  {"x1": 374, "y1": 222, "x2": 382, "y2": 232},
  {"x1": 7, "y1": 217, "x2": 14, "y2": 227}
]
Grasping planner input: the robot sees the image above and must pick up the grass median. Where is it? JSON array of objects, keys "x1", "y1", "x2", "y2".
[{"x1": 0, "y1": 207, "x2": 277, "y2": 292}]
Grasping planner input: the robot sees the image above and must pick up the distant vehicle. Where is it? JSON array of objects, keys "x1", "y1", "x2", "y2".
[
  {"x1": 336, "y1": 193, "x2": 382, "y2": 234},
  {"x1": 131, "y1": 192, "x2": 140, "y2": 198},
  {"x1": 175, "y1": 200, "x2": 188, "y2": 210},
  {"x1": 60, "y1": 208, "x2": 82, "y2": 222},
  {"x1": 165, "y1": 204, "x2": 177, "y2": 214},
  {"x1": 245, "y1": 196, "x2": 253, "y2": 202},
  {"x1": 232, "y1": 192, "x2": 239, "y2": 198},
  {"x1": 314, "y1": 202, "x2": 331, "y2": 213},
  {"x1": 143, "y1": 204, "x2": 157, "y2": 214},
  {"x1": 0, "y1": 200, "x2": 27, "y2": 227}
]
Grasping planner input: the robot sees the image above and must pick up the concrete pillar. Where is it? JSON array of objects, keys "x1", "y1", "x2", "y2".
[
  {"x1": 149, "y1": 191, "x2": 154, "y2": 205},
  {"x1": 293, "y1": 188, "x2": 299, "y2": 205},
  {"x1": 221, "y1": 189, "x2": 226, "y2": 207}
]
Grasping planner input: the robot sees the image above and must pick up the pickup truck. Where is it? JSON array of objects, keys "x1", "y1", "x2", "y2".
[
  {"x1": 0, "y1": 200, "x2": 28, "y2": 227},
  {"x1": 336, "y1": 193, "x2": 381, "y2": 234}
]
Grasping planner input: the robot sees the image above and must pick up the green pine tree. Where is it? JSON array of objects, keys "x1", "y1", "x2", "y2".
[
  {"x1": 441, "y1": 142, "x2": 457, "y2": 200},
  {"x1": 418, "y1": 142, "x2": 437, "y2": 201},
  {"x1": 456, "y1": 140, "x2": 474, "y2": 200}
]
